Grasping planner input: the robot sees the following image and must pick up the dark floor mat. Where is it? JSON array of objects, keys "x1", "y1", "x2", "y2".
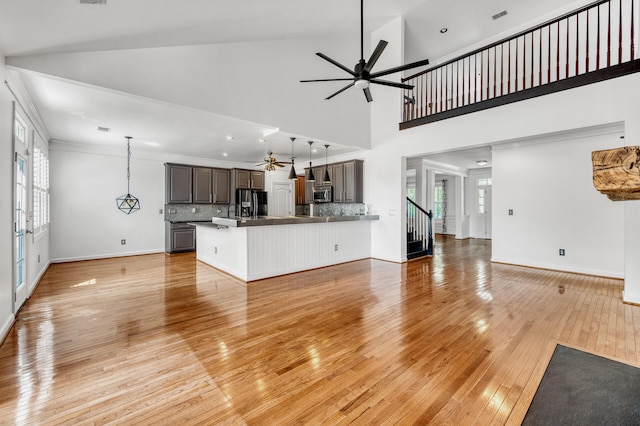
[{"x1": 522, "y1": 344, "x2": 640, "y2": 425}]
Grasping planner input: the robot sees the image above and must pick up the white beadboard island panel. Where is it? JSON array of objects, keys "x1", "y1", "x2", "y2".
[
  {"x1": 193, "y1": 219, "x2": 373, "y2": 282},
  {"x1": 196, "y1": 225, "x2": 249, "y2": 281}
]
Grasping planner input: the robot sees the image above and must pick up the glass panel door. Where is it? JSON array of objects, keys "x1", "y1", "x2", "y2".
[{"x1": 15, "y1": 154, "x2": 27, "y2": 310}]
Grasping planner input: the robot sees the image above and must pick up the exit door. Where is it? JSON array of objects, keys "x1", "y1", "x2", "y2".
[{"x1": 14, "y1": 153, "x2": 28, "y2": 311}]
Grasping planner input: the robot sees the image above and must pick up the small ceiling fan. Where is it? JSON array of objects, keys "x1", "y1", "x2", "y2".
[
  {"x1": 256, "y1": 152, "x2": 292, "y2": 172},
  {"x1": 300, "y1": 0, "x2": 430, "y2": 102}
]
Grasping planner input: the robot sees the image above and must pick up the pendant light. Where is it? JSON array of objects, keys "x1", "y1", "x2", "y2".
[
  {"x1": 322, "y1": 144, "x2": 331, "y2": 184},
  {"x1": 116, "y1": 136, "x2": 140, "y2": 214},
  {"x1": 288, "y1": 137, "x2": 297, "y2": 180},
  {"x1": 307, "y1": 141, "x2": 315, "y2": 182}
]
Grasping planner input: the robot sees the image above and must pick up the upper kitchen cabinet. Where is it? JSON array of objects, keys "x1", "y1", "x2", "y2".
[
  {"x1": 166, "y1": 164, "x2": 230, "y2": 204},
  {"x1": 303, "y1": 160, "x2": 363, "y2": 203},
  {"x1": 342, "y1": 160, "x2": 363, "y2": 203},
  {"x1": 294, "y1": 176, "x2": 306, "y2": 204},
  {"x1": 166, "y1": 164, "x2": 193, "y2": 203},
  {"x1": 233, "y1": 169, "x2": 264, "y2": 190},
  {"x1": 193, "y1": 167, "x2": 213, "y2": 203},
  {"x1": 331, "y1": 160, "x2": 363, "y2": 203},
  {"x1": 212, "y1": 169, "x2": 230, "y2": 204}
]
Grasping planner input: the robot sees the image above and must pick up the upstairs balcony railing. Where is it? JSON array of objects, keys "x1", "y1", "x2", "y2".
[{"x1": 400, "y1": 0, "x2": 639, "y2": 129}]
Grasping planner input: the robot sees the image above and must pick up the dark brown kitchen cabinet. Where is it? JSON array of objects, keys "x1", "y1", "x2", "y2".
[
  {"x1": 340, "y1": 160, "x2": 363, "y2": 203},
  {"x1": 233, "y1": 169, "x2": 264, "y2": 190},
  {"x1": 303, "y1": 160, "x2": 363, "y2": 204},
  {"x1": 295, "y1": 176, "x2": 306, "y2": 204},
  {"x1": 212, "y1": 168, "x2": 230, "y2": 204},
  {"x1": 331, "y1": 163, "x2": 345, "y2": 202},
  {"x1": 166, "y1": 164, "x2": 193, "y2": 203},
  {"x1": 166, "y1": 164, "x2": 230, "y2": 204},
  {"x1": 165, "y1": 222, "x2": 195, "y2": 253},
  {"x1": 193, "y1": 167, "x2": 213, "y2": 203}
]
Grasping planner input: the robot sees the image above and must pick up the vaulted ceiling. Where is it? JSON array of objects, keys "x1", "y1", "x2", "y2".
[{"x1": 0, "y1": 0, "x2": 584, "y2": 167}]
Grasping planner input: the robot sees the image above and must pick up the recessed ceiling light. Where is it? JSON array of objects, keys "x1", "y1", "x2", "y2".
[
  {"x1": 222, "y1": 153, "x2": 228, "y2": 157},
  {"x1": 97, "y1": 126, "x2": 111, "y2": 132},
  {"x1": 477, "y1": 160, "x2": 488, "y2": 166},
  {"x1": 440, "y1": 28, "x2": 448, "y2": 34},
  {"x1": 144, "y1": 141, "x2": 159, "y2": 147},
  {"x1": 312, "y1": 149, "x2": 318, "y2": 153},
  {"x1": 225, "y1": 136, "x2": 234, "y2": 141},
  {"x1": 257, "y1": 139, "x2": 265, "y2": 143}
]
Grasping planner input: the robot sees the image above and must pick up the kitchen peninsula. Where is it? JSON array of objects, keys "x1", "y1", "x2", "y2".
[{"x1": 192, "y1": 215, "x2": 379, "y2": 281}]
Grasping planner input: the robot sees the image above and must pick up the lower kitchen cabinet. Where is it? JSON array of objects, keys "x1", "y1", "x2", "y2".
[{"x1": 165, "y1": 222, "x2": 196, "y2": 253}]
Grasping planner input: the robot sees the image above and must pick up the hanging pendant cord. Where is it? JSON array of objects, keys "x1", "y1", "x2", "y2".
[{"x1": 126, "y1": 136, "x2": 132, "y2": 194}]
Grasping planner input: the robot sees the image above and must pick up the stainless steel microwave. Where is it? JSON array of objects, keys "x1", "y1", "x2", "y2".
[{"x1": 312, "y1": 186, "x2": 332, "y2": 203}]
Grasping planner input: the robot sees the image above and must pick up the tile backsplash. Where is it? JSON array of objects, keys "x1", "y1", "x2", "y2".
[
  {"x1": 295, "y1": 203, "x2": 366, "y2": 217},
  {"x1": 165, "y1": 204, "x2": 229, "y2": 222}
]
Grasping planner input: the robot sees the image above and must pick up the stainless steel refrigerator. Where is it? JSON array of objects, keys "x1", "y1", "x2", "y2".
[{"x1": 236, "y1": 189, "x2": 268, "y2": 217}]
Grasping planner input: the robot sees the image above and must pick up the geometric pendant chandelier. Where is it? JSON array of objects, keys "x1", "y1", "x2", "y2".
[{"x1": 116, "y1": 136, "x2": 140, "y2": 214}]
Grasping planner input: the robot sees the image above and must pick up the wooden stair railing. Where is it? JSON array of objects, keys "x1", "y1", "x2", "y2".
[
  {"x1": 407, "y1": 197, "x2": 433, "y2": 260},
  {"x1": 401, "y1": 0, "x2": 640, "y2": 128}
]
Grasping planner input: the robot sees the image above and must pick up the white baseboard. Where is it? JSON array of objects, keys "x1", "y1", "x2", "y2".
[
  {"x1": 51, "y1": 249, "x2": 165, "y2": 264},
  {"x1": 29, "y1": 261, "x2": 51, "y2": 298},
  {"x1": 0, "y1": 314, "x2": 15, "y2": 345},
  {"x1": 622, "y1": 291, "x2": 640, "y2": 305},
  {"x1": 490, "y1": 257, "x2": 624, "y2": 279}
]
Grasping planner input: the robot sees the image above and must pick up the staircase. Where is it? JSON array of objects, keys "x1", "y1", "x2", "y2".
[{"x1": 406, "y1": 197, "x2": 433, "y2": 260}]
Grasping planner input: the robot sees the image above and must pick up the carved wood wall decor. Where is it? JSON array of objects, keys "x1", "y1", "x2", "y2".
[{"x1": 592, "y1": 146, "x2": 640, "y2": 201}]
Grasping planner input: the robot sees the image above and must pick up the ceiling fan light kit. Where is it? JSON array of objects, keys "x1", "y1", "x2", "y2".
[{"x1": 300, "y1": 0, "x2": 429, "y2": 102}]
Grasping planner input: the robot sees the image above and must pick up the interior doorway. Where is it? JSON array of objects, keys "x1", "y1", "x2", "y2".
[{"x1": 271, "y1": 181, "x2": 293, "y2": 217}]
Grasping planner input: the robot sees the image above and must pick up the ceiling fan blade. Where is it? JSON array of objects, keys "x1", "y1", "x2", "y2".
[
  {"x1": 326, "y1": 82, "x2": 355, "y2": 100},
  {"x1": 274, "y1": 163, "x2": 288, "y2": 167},
  {"x1": 316, "y1": 53, "x2": 356, "y2": 76},
  {"x1": 370, "y1": 79, "x2": 415, "y2": 90},
  {"x1": 300, "y1": 78, "x2": 355, "y2": 83},
  {"x1": 255, "y1": 163, "x2": 267, "y2": 166},
  {"x1": 363, "y1": 87, "x2": 373, "y2": 103},
  {"x1": 364, "y1": 40, "x2": 388, "y2": 73},
  {"x1": 370, "y1": 58, "x2": 430, "y2": 79}
]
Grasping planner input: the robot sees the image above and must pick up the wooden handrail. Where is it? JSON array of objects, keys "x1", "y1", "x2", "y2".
[{"x1": 403, "y1": 0, "x2": 612, "y2": 82}]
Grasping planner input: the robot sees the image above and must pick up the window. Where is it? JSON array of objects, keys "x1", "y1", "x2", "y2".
[
  {"x1": 434, "y1": 183, "x2": 443, "y2": 219},
  {"x1": 33, "y1": 135, "x2": 49, "y2": 236},
  {"x1": 477, "y1": 177, "x2": 492, "y2": 214},
  {"x1": 14, "y1": 115, "x2": 26, "y2": 147},
  {"x1": 407, "y1": 186, "x2": 416, "y2": 201}
]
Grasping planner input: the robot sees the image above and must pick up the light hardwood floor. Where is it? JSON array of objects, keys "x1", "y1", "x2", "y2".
[{"x1": 1, "y1": 236, "x2": 638, "y2": 425}]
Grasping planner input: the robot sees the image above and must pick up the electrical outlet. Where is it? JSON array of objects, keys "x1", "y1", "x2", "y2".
[
  {"x1": 214, "y1": 246, "x2": 218, "y2": 254},
  {"x1": 508, "y1": 209, "x2": 513, "y2": 215},
  {"x1": 38, "y1": 254, "x2": 40, "y2": 263},
  {"x1": 121, "y1": 239, "x2": 126, "y2": 245},
  {"x1": 559, "y1": 249, "x2": 565, "y2": 256},
  {"x1": 334, "y1": 244, "x2": 339, "y2": 251},
  {"x1": 159, "y1": 208, "x2": 163, "y2": 214}
]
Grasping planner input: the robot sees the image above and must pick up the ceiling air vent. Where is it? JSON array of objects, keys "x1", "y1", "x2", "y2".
[
  {"x1": 80, "y1": 0, "x2": 107, "y2": 4},
  {"x1": 492, "y1": 10, "x2": 507, "y2": 20},
  {"x1": 97, "y1": 126, "x2": 111, "y2": 132}
]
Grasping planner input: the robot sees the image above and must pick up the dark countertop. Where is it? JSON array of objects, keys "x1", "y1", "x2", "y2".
[{"x1": 191, "y1": 215, "x2": 380, "y2": 228}]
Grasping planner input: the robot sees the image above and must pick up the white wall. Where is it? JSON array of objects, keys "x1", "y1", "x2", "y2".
[
  {"x1": 368, "y1": 67, "x2": 640, "y2": 273},
  {"x1": 49, "y1": 146, "x2": 165, "y2": 262},
  {"x1": 49, "y1": 141, "x2": 293, "y2": 261},
  {"x1": 7, "y1": 36, "x2": 371, "y2": 149},
  {"x1": 492, "y1": 126, "x2": 625, "y2": 277}
]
